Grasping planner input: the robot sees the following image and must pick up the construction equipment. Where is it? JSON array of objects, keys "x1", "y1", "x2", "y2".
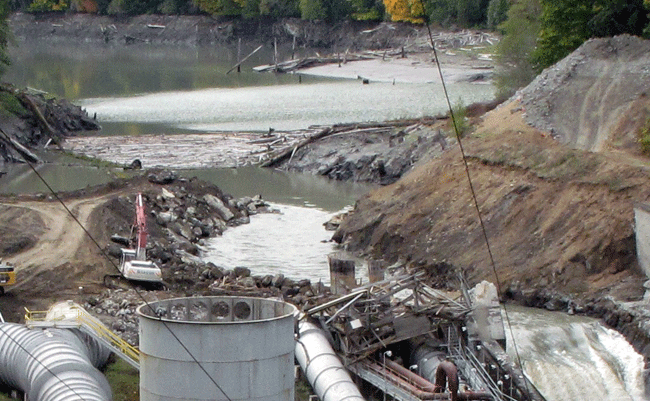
[
  {"x1": 0, "y1": 259, "x2": 16, "y2": 295},
  {"x1": 105, "y1": 193, "x2": 163, "y2": 288}
]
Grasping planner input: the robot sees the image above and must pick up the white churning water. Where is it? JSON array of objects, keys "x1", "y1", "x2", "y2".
[{"x1": 504, "y1": 305, "x2": 646, "y2": 401}]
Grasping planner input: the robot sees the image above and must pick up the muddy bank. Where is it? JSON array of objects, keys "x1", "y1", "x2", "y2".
[
  {"x1": 10, "y1": 12, "x2": 422, "y2": 49},
  {"x1": 328, "y1": 36, "x2": 650, "y2": 382},
  {"x1": 9, "y1": 12, "x2": 497, "y2": 52}
]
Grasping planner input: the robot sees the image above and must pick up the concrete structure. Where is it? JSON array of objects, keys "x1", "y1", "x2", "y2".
[
  {"x1": 635, "y1": 203, "x2": 650, "y2": 279},
  {"x1": 137, "y1": 296, "x2": 297, "y2": 401}
]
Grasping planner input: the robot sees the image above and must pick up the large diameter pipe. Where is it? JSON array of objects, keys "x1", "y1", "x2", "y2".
[
  {"x1": 295, "y1": 321, "x2": 365, "y2": 401},
  {"x1": 0, "y1": 323, "x2": 112, "y2": 401}
]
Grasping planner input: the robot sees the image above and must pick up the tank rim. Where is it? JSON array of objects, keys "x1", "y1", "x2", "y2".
[{"x1": 136, "y1": 295, "x2": 298, "y2": 324}]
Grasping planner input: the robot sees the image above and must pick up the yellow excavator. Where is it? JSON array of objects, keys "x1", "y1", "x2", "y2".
[{"x1": 0, "y1": 259, "x2": 16, "y2": 295}]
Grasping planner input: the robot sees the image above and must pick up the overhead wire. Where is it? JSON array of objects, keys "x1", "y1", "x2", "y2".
[
  {"x1": 416, "y1": 8, "x2": 533, "y2": 398},
  {"x1": 0, "y1": 127, "x2": 233, "y2": 401}
]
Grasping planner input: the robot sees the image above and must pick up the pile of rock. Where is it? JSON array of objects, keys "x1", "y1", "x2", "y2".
[
  {"x1": 86, "y1": 272, "x2": 324, "y2": 346},
  {"x1": 105, "y1": 172, "x2": 277, "y2": 288}
]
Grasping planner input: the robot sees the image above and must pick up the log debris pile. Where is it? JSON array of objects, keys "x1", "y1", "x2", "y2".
[{"x1": 253, "y1": 48, "x2": 409, "y2": 73}]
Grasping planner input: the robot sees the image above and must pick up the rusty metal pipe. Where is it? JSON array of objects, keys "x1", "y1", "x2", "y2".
[
  {"x1": 385, "y1": 359, "x2": 437, "y2": 392},
  {"x1": 369, "y1": 359, "x2": 492, "y2": 400}
]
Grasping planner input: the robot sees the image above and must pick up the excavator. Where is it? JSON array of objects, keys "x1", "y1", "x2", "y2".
[
  {"x1": 0, "y1": 259, "x2": 16, "y2": 295},
  {"x1": 104, "y1": 193, "x2": 164, "y2": 289}
]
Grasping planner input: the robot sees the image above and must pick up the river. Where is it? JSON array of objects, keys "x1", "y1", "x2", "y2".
[{"x1": 2, "y1": 39, "x2": 647, "y2": 401}]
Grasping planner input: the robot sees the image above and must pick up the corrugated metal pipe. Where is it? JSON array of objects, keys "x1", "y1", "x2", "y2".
[
  {"x1": 0, "y1": 323, "x2": 113, "y2": 401},
  {"x1": 295, "y1": 320, "x2": 365, "y2": 401}
]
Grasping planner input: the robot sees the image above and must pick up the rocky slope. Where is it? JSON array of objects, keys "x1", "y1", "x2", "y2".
[
  {"x1": 0, "y1": 84, "x2": 100, "y2": 164},
  {"x1": 332, "y1": 36, "x2": 650, "y2": 378}
]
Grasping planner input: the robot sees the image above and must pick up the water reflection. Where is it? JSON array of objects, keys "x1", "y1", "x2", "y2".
[
  {"x1": 5, "y1": 41, "x2": 321, "y2": 100},
  {"x1": 188, "y1": 166, "x2": 372, "y2": 211}
]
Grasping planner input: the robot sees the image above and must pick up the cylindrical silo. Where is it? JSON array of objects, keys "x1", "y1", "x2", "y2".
[{"x1": 137, "y1": 296, "x2": 297, "y2": 401}]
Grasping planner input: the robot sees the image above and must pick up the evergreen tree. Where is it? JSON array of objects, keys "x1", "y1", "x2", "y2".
[
  {"x1": 487, "y1": 0, "x2": 508, "y2": 29},
  {"x1": 494, "y1": 0, "x2": 541, "y2": 96},
  {"x1": 0, "y1": 0, "x2": 10, "y2": 77},
  {"x1": 532, "y1": 0, "x2": 649, "y2": 70}
]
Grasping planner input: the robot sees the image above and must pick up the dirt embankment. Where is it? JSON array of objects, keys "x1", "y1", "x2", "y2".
[{"x1": 331, "y1": 36, "x2": 650, "y2": 369}]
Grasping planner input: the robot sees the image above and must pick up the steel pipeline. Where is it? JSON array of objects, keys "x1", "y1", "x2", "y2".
[
  {"x1": 0, "y1": 323, "x2": 112, "y2": 401},
  {"x1": 295, "y1": 320, "x2": 365, "y2": 401}
]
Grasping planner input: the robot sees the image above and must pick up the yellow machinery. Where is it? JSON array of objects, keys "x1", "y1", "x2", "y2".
[{"x1": 0, "y1": 259, "x2": 16, "y2": 295}]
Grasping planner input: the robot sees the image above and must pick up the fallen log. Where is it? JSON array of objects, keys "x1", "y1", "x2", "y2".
[
  {"x1": 260, "y1": 127, "x2": 331, "y2": 167},
  {"x1": 0, "y1": 129, "x2": 41, "y2": 163},
  {"x1": 226, "y1": 44, "x2": 263, "y2": 74},
  {"x1": 17, "y1": 93, "x2": 57, "y2": 138}
]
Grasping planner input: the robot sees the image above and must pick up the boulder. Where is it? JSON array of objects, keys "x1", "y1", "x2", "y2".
[{"x1": 203, "y1": 194, "x2": 234, "y2": 221}]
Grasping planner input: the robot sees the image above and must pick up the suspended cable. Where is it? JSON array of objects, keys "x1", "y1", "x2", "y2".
[
  {"x1": 417, "y1": 10, "x2": 532, "y2": 398},
  {"x1": 0, "y1": 127, "x2": 233, "y2": 401}
]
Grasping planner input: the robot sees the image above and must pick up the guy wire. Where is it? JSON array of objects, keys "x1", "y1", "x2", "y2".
[
  {"x1": 0, "y1": 128, "x2": 233, "y2": 401},
  {"x1": 417, "y1": 8, "x2": 532, "y2": 397}
]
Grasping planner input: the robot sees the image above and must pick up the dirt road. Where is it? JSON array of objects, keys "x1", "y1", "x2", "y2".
[
  {"x1": 2, "y1": 195, "x2": 115, "y2": 287},
  {"x1": 0, "y1": 189, "x2": 129, "y2": 322}
]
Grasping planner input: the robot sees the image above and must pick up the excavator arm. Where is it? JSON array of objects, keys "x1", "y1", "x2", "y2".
[{"x1": 134, "y1": 193, "x2": 148, "y2": 261}]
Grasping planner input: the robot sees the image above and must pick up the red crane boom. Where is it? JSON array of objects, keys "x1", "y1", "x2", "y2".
[{"x1": 135, "y1": 193, "x2": 148, "y2": 260}]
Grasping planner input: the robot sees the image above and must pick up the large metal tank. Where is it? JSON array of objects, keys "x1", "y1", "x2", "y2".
[{"x1": 137, "y1": 296, "x2": 297, "y2": 401}]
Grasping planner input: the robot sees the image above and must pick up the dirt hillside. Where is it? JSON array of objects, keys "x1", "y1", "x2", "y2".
[{"x1": 334, "y1": 36, "x2": 650, "y2": 307}]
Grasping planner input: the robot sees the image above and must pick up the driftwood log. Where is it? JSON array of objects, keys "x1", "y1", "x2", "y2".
[
  {"x1": 259, "y1": 119, "x2": 436, "y2": 168},
  {"x1": 0, "y1": 128, "x2": 41, "y2": 163}
]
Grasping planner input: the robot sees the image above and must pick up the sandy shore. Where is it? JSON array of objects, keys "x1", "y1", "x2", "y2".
[{"x1": 297, "y1": 51, "x2": 495, "y2": 84}]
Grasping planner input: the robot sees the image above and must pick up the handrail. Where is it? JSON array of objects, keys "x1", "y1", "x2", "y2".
[
  {"x1": 24, "y1": 303, "x2": 140, "y2": 369},
  {"x1": 76, "y1": 309, "x2": 140, "y2": 365},
  {"x1": 452, "y1": 345, "x2": 517, "y2": 401}
]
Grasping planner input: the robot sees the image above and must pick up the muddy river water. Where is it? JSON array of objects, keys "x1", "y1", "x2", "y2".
[{"x1": 2, "y1": 40, "x2": 647, "y2": 400}]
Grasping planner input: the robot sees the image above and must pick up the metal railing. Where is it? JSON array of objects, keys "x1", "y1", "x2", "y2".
[{"x1": 25, "y1": 303, "x2": 140, "y2": 369}]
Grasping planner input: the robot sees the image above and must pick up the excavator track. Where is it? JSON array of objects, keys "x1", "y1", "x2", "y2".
[{"x1": 103, "y1": 274, "x2": 167, "y2": 291}]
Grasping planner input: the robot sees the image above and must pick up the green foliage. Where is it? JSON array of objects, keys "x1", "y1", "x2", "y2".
[
  {"x1": 0, "y1": 0, "x2": 10, "y2": 78},
  {"x1": 486, "y1": 0, "x2": 508, "y2": 29},
  {"x1": 425, "y1": 0, "x2": 490, "y2": 27},
  {"x1": 494, "y1": 0, "x2": 541, "y2": 97},
  {"x1": 532, "y1": 0, "x2": 650, "y2": 70},
  {"x1": 0, "y1": 91, "x2": 28, "y2": 117},
  {"x1": 451, "y1": 98, "x2": 469, "y2": 137},
  {"x1": 234, "y1": 0, "x2": 261, "y2": 17},
  {"x1": 259, "y1": 0, "x2": 299, "y2": 17},
  {"x1": 28, "y1": 0, "x2": 69, "y2": 11},
  {"x1": 194, "y1": 0, "x2": 241, "y2": 16},
  {"x1": 350, "y1": 0, "x2": 383, "y2": 20},
  {"x1": 299, "y1": 0, "x2": 325, "y2": 19},
  {"x1": 638, "y1": 117, "x2": 650, "y2": 155}
]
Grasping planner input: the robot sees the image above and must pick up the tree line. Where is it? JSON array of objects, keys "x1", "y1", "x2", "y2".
[{"x1": 0, "y1": 0, "x2": 649, "y2": 93}]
